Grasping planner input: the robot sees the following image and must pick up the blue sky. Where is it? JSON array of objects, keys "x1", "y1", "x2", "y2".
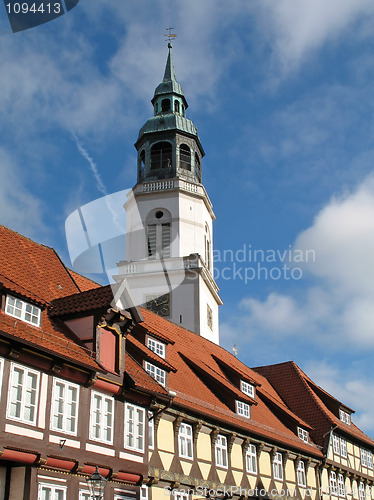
[{"x1": 1, "y1": 0, "x2": 374, "y2": 436}]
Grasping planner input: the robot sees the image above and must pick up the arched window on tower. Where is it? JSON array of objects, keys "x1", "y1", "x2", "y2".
[
  {"x1": 180, "y1": 144, "x2": 191, "y2": 170},
  {"x1": 174, "y1": 100, "x2": 180, "y2": 113},
  {"x1": 151, "y1": 142, "x2": 172, "y2": 170},
  {"x1": 161, "y1": 99, "x2": 171, "y2": 112},
  {"x1": 139, "y1": 150, "x2": 145, "y2": 180},
  {"x1": 195, "y1": 153, "x2": 201, "y2": 182},
  {"x1": 204, "y1": 224, "x2": 212, "y2": 271},
  {"x1": 154, "y1": 102, "x2": 158, "y2": 115},
  {"x1": 146, "y1": 209, "x2": 171, "y2": 259}
]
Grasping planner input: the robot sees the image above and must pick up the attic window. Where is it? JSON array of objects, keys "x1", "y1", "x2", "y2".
[
  {"x1": 5, "y1": 295, "x2": 41, "y2": 327},
  {"x1": 339, "y1": 409, "x2": 351, "y2": 425},
  {"x1": 297, "y1": 427, "x2": 309, "y2": 443},
  {"x1": 147, "y1": 337, "x2": 166, "y2": 359},
  {"x1": 236, "y1": 400, "x2": 251, "y2": 418},
  {"x1": 241, "y1": 380, "x2": 255, "y2": 398},
  {"x1": 145, "y1": 361, "x2": 166, "y2": 387}
]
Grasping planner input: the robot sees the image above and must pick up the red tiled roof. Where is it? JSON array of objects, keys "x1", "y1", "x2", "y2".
[
  {"x1": 130, "y1": 308, "x2": 322, "y2": 457},
  {"x1": 125, "y1": 354, "x2": 169, "y2": 397},
  {"x1": 0, "y1": 225, "x2": 98, "y2": 304},
  {"x1": 254, "y1": 361, "x2": 374, "y2": 449}
]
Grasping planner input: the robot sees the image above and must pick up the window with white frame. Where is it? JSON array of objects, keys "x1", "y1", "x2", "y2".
[
  {"x1": 297, "y1": 460, "x2": 306, "y2": 487},
  {"x1": 298, "y1": 427, "x2": 309, "y2": 443},
  {"x1": 329, "y1": 471, "x2": 338, "y2": 495},
  {"x1": 147, "y1": 337, "x2": 166, "y2": 358},
  {"x1": 140, "y1": 485, "x2": 148, "y2": 500},
  {"x1": 339, "y1": 409, "x2": 351, "y2": 425},
  {"x1": 340, "y1": 437, "x2": 347, "y2": 458},
  {"x1": 124, "y1": 403, "x2": 145, "y2": 452},
  {"x1": 359, "y1": 483, "x2": 366, "y2": 500},
  {"x1": 50, "y1": 378, "x2": 79, "y2": 435},
  {"x1": 148, "y1": 412, "x2": 154, "y2": 450},
  {"x1": 333, "y1": 434, "x2": 340, "y2": 455},
  {"x1": 145, "y1": 361, "x2": 166, "y2": 386},
  {"x1": 178, "y1": 422, "x2": 193, "y2": 459},
  {"x1": 5, "y1": 295, "x2": 41, "y2": 326},
  {"x1": 337, "y1": 474, "x2": 345, "y2": 497},
  {"x1": 367, "y1": 450, "x2": 373, "y2": 469},
  {"x1": 240, "y1": 380, "x2": 255, "y2": 398},
  {"x1": 89, "y1": 392, "x2": 114, "y2": 444},
  {"x1": 361, "y1": 448, "x2": 368, "y2": 467},
  {"x1": 0, "y1": 357, "x2": 4, "y2": 403},
  {"x1": 173, "y1": 491, "x2": 189, "y2": 500},
  {"x1": 273, "y1": 452, "x2": 283, "y2": 481},
  {"x1": 246, "y1": 444, "x2": 257, "y2": 474},
  {"x1": 7, "y1": 363, "x2": 40, "y2": 425},
  {"x1": 38, "y1": 484, "x2": 66, "y2": 500},
  {"x1": 79, "y1": 492, "x2": 90, "y2": 500},
  {"x1": 236, "y1": 400, "x2": 251, "y2": 418},
  {"x1": 215, "y1": 435, "x2": 228, "y2": 468}
]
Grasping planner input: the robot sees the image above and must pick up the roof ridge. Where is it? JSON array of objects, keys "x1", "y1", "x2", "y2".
[{"x1": 0, "y1": 224, "x2": 54, "y2": 251}]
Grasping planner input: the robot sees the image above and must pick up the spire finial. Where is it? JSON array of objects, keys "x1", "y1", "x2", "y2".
[{"x1": 165, "y1": 26, "x2": 177, "y2": 47}]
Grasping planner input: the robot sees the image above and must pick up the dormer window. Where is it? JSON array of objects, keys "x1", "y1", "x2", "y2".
[
  {"x1": 5, "y1": 295, "x2": 41, "y2": 327},
  {"x1": 145, "y1": 361, "x2": 166, "y2": 387},
  {"x1": 339, "y1": 409, "x2": 351, "y2": 425},
  {"x1": 236, "y1": 400, "x2": 251, "y2": 418},
  {"x1": 297, "y1": 427, "x2": 309, "y2": 443},
  {"x1": 241, "y1": 380, "x2": 255, "y2": 398},
  {"x1": 147, "y1": 337, "x2": 166, "y2": 359}
]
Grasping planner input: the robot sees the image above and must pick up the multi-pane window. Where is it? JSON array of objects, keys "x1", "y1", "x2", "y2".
[
  {"x1": 124, "y1": 403, "x2": 145, "y2": 452},
  {"x1": 339, "y1": 409, "x2": 351, "y2": 425},
  {"x1": 89, "y1": 392, "x2": 114, "y2": 444},
  {"x1": 337, "y1": 474, "x2": 345, "y2": 497},
  {"x1": 148, "y1": 412, "x2": 154, "y2": 450},
  {"x1": 145, "y1": 362, "x2": 166, "y2": 386},
  {"x1": 361, "y1": 448, "x2": 368, "y2": 467},
  {"x1": 340, "y1": 437, "x2": 347, "y2": 458},
  {"x1": 173, "y1": 492, "x2": 189, "y2": 500},
  {"x1": 50, "y1": 378, "x2": 79, "y2": 435},
  {"x1": 0, "y1": 357, "x2": 4, "y2": 403},
  {"x1": 297, "y1": 460, "x2": 306, "y2": 487},
  {"x1": 273, "y1": 452, "x2": 283, "y2": 481},
  {"x1": 333, "y1": 434, "x2": 340, "y2": 454},
  {"x1": 79, "y1": 492, "x2": 90, "y2": 500},
  {"x1": 147, "y1": 337, "x2": 166, "y2": 358},
  {"x1": 367, "y1": 450, "x2": 373, "y2": 469},
  {"x1": 236, "y1": 400, "x2": 250, "y2": 418},
  {"x1": 215, "y1": 435, "x2": 228, "y2": 468},
  {"x1": 246, "y1": 444, "x2": 257, "y2": 474},
  {"x1": 298, "y1": 427, "x2": 308, "y2": 443},
  {"x1": 38, "y1": 484, "x2": 66, "y2": 500},
  {"x1": 329, "y1": 471, "x2": 338, "y2": 495},
  {"x1": 178, "y1": 423, "x2": 193, "y2": 459},
  {"x1": 5, "y1": 295, "x2": 41, "y2": 326},
  {"x1": 7, "y1": 363, "x2": 39, "y2": 425},
  {"x1": 241, "y1": 380, "x2": 255, "y2": 398},
  {"x1": 359, "y1": 483, "x2": 366, "y2": 500}
]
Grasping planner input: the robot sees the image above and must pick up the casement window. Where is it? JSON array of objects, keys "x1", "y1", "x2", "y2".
[
  {"x1": 245, "y1": 444, "x2": 257, "y2": 474},
  {"x1": 140, "y1": 487, "x2": 148, "y2": 500},
  {"x1": 359, "y1": 483, "x2": 366, "y2": 500},
  {"x1": 89, "y1": 392, "x2": 114, "y2": 444},
  {"x1": 178, "y1": 423, "x2": 193, "y2": 459},
  {"x1": 297, "y1": 460, "x2": 306, "y2": 487},
  {"x1": 173, "y1": 492, "x2": 189, "y2": 500},
  {"x1": 124, "y1": 403, "x2": 145, "y2": 452},
  {"x1": 339, "y1": 409, "x2": 351, "y2": 425},
  {"x1": 38, "y1": 484, "x2": 66, "y2": 500},
  {"x1": 273, "y1": 452, "x2": 283, "y2": 481},
  {"x1": 79, "y1": 492, "x2": 90, "y2": 500},
  {"x1": 50, "y1": 378, "x2": 79, "y2": 435},
  {"x1": 361, "y1": 448, "x2": 368, "y2": 467},
  {"x1": 145, "y1": 361, "x2": 166, "y2": 386},
  {"x1": 337, "y1": 474, "x2": 345, "y2": 497},
  {"x1": 148, "y1": 412, "x2": 154, "y2": 450},
  {"x1": 0, "y1": 357, "x2": 4, "y2": 403},
  {"x1": 298, "y1": 427, "x2": 309, "y2": 443},
  {"x1": 147, "y1": 337, "x2": 166, "y2": 358},
  {"x1": 5, "y1": 295, "x2": 41, "y2": 326},
  {"x1": 215, "y1": 435, "x2": 228, "y2": 468},
  {"x1": 236, "y1": 400, "x2": 251, "y2": 418},
  {"x1": 7, "y1": 363, "x2": 40, "y2": 425},
  {"x1": 241, "y1": 380, "x2": 255, "y2": 398},
  {"x1": 329, "y1": 471, "x2": 338, "y2": 495},
  {"x1": 333, "y1": 434, "x2": 340, "y2": 455},
  {"x1": 340, "y1": 437, "x2": 347, "y2": 458},
  {"x1": 367, "y1": 450, "x2": 373, "y2": 469}
]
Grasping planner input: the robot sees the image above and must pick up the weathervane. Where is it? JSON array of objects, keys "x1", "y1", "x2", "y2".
[{"x1": 165, "y1": 26, "x2": 177, "y2": 45}]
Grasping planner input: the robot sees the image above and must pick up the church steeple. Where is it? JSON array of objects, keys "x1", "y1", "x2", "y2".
[{"x1": 135, "y1": 44, "x2": 204, "y2": 185}]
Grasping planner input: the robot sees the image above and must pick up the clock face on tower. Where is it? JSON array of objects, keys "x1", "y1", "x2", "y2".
[{"x1": 146, "y1": 293, "x2": 170, "y2": 317}]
